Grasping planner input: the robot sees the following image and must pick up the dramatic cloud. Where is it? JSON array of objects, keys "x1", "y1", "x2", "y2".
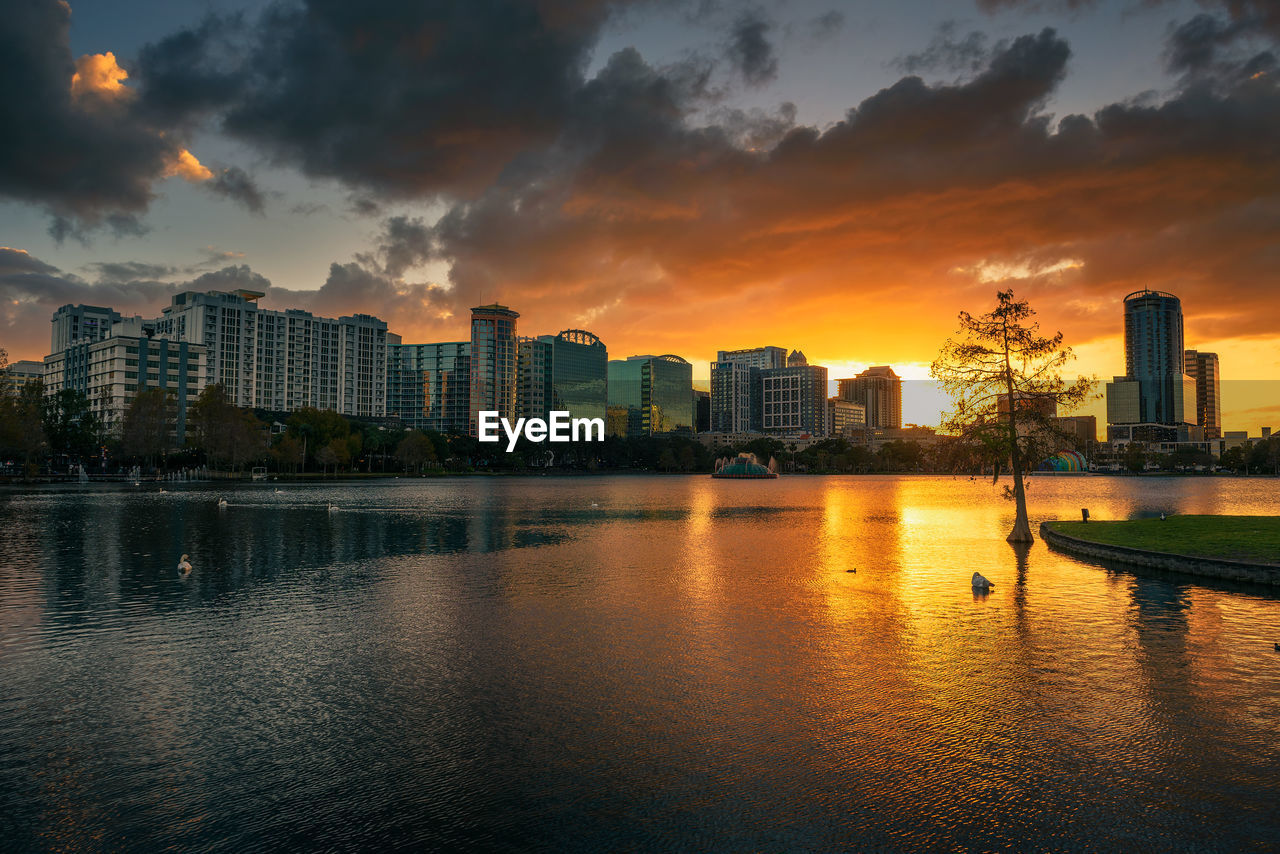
[
  {"x1": 136, "y1": 0, "x2": 641, "y2": 199},
  {"x1": 0, "y1": 1, "x2": 217, "y2": 237}
]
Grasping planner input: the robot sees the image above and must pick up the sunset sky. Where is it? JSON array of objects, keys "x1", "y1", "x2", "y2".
[{"x1": 2, "y1": 0, "x2": 1278, "y2": 429}]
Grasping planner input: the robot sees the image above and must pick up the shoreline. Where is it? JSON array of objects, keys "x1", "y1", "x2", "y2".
[{"x1": 1041, "y1": 519, "x2": 1280, "y2": 587}]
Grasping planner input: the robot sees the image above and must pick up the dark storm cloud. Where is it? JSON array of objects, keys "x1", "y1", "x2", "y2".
[
  {"x1": 205, "y1": 167, "x2": 267, "y2": 214},
  {"x1": 0, "y1": 1, "x2": 196, "y2": 238},
  {"x1": 399, "y1": 24, "x2": 1280, "y2": 353},
  {"x1": 1166, "y1": 12, "x2": 1276, "y2": 82},
  {"x1": 136, "y1": 0, "x2": 638, "y2": 199},
  {"x1": 725, "y1": 10, "x2": 779, "y2": 86}
]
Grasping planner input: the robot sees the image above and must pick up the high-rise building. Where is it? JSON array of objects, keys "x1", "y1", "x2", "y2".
[
  {"x1": 828, "y1": 397, "x2": 867, "y2": 439},
  {"x1": 387, "y1": 336, "x2": 471, "y2": 434},
  {"x1": 607, "y1": 354, "x2": 693, "y2": 437},
  {"x1": 151, "y1": 289, "x2": 388, "y2": 416},
  {"x1": 1184, "y1": 349, "x2": 1221, "y2": 439},
  {"x1": 468, "y1": 304, "x2": 520, "y2": 436},
  {"x1": 50, "y1": 304, "x2": 122, "y2": 354},
  {"x1": 710, "y1": 345, "x2": 786, "y2": 434},
  {"x1": 710, "y1": 360, "x2": 757, "y2": 433},
  {"x1": 838, "y1": 366, "x2": 902, "y2": 429},
  {"x1": 693, "y1": 389, "x2": 711, "y2": 433},
  {"x1": 1120, "y1": 289, "x2": 1194, "y2": 425},
  {"x1": 4, "y1": 360, "x2": 45, "y2": 393},
  {"x1": 516, "y1": 336, "x2": 552, "y2": 422},
  {"x1": 716, "y1": 346, "x2": 787, "y2": 371},
  {"x1": 761, "y1": 360, "x2": 828, "y2": 436},
  {"x1": 44, "y1": 333, "x2": 207, "y2": 438},
  {"x1": 544, "y1": 329, "x2": 608, "y2": 421}
]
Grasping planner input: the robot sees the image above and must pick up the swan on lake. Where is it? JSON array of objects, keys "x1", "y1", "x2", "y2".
[
  {"x1": 177, "y1": 554, "x2": 192, "y2": 573},
  {"x1": 217, "y1": 497, "x2": 228, "y2": 509}
]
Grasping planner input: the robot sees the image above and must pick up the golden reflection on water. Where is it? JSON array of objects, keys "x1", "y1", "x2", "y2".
[{"x1": 1, "y1": 476, "x2": 1278, "y2": 851}]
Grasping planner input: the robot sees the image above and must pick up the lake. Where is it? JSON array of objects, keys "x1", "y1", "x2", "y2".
[{"x1": 2, "y1": 475, "x2": 1278, "y2": 851}]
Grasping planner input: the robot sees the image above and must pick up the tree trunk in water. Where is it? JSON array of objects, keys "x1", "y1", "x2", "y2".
[{"x1": 1007, "y1": 466, "x2": 1034, "y2": 543}]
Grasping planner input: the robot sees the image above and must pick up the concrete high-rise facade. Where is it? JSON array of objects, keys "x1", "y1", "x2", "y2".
[
  {"x1": 761, "y1": 363, "x2": 828, "y2": 435},
  {"x1": 44, "y1": 334, "x2": 208, "y2": 438},
  {"x1": 838, "y1": 366, "x2": 902, "y2": 430},
  {"x1": 468, "y1": 304, "x2": 520, "y2": 436},
  {"x1": 151, "y1": 289, "x2": 388, "y2": 416},
  {"x1": 50, "y1": 304, "x2": 122, "y2": 354},
  {"x1": 1184, "y1": 349, "x2": 1221, "y2": 439},
  {"x1": 710, "y1": 345, "x2": 786, "y2": 433}
]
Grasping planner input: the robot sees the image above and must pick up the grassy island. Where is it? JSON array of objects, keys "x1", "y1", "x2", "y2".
[{"x1": 1047, "y1": 516, "x2": 1280, "y2": 566}]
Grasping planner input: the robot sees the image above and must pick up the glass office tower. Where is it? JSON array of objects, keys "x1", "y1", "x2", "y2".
[
  {"x1": 388, "y1": 340, "x2": 471, "y2": 434},
  {"x1": 543, "y1": 329, "x2": 607, "y2": 421},
  {"x1": 1123, "y1": 289, "x2": 1192, "y2": 425},
  {"x1": 469, "y1": 304, "x2": 519, "y2": 436},
  {"x1": 607, "y1": 354, "x2": 693, "y2": 437}
]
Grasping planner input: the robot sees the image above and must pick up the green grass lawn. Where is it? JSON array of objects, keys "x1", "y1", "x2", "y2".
[{"x1": 1047, "y1": 516, "x2": 1280, "y2": 565}]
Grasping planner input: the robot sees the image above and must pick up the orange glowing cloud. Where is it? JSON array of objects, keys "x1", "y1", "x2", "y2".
[
  {"x1": 163, "y1": 149, "x2": 214, "y2": 183},
  {"x1": 70, "y1": 52, "x2": 129, "y2": 100}
]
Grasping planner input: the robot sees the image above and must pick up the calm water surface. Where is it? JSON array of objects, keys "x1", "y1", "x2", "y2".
[{"x1": 1, "y1": 475, "x2": 1278, "y2": 852}]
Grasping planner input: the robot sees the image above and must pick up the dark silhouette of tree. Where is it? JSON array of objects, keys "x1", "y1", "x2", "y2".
[
  {"x1": 394, "y1": 431, "x2": 437, "y2": 473},
  {"x1": 42, "y1": 388, "x2": 99, "y2": 460},
  {"x1": 932, "y1": 290, "x2": 1095, "y2": 543},
  {"x1": 120, "y1": 388, "x2": 177, "y2": 468}
]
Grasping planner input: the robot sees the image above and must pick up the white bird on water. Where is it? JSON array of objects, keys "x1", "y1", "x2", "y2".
[
  {"x1": 327, "y1": 502, "x2": 339, "y2": 513},
  {"x1": 217, "y1": 497, "x2": 228, "y2": 509},
  {"x1": 274, "y1": 488, "x2": 283, "y2": 494},
  {"x1": 159, "y1": 488, "x2": 168, "y2": 494},
  {"x1": 177, "y1": 554, "x2": 192, "y2": 574}
]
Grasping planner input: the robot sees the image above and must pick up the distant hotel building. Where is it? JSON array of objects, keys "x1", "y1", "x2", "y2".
[
  {"x1": 1106, "y1": 290, "x2": 1197, "y2": 442},
  {"x1": 1184, "y1": 349, "x2": 1221, "y2": 439},
  {"x1": 607, "y1": 354, "x2": 694, "y2": 437},
  {"x1": 837, "y1": 366, "x2": 902, "y2": 430},
  {"x1": 468, "y1": 304, "x2": 520, "y2": 436}
]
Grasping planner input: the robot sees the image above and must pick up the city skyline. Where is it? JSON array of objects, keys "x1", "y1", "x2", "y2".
[{"x1": 2, "y1": 0, "x2": 1278, "y2": 431}]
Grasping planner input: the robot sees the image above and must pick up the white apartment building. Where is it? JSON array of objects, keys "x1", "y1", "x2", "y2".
[
  {"x1": 151, "y1": 289, "x2": 388, "y2": 416},
  {"x1": 44, "y1": 334, "x2": 208, "y2": 437}
]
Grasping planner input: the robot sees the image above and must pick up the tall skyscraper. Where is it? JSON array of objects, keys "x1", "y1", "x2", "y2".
[
  {"x1": 1120, "y1": 289, "x2": 1194, "y2": 425},
  {"x1": 1184, "y1": 349, "x2": 1221, "y2": 439},
  {"x1": 607, "y1": 354, "x2": 693, "y2": 437},
  {"x1": 468, "y1": 304, "x2": 519, "y2": 436},
  {"x1": 838, "y1": 366, "x2": 902, "y2": 430},
  {"x1": 710, "y1": 345, "x2": 786, "y2": 433}
]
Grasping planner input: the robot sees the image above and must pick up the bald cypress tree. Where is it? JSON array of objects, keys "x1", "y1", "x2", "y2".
[{"x1": 931, "y1": 290, "x2": 1095, "y2": 543}]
